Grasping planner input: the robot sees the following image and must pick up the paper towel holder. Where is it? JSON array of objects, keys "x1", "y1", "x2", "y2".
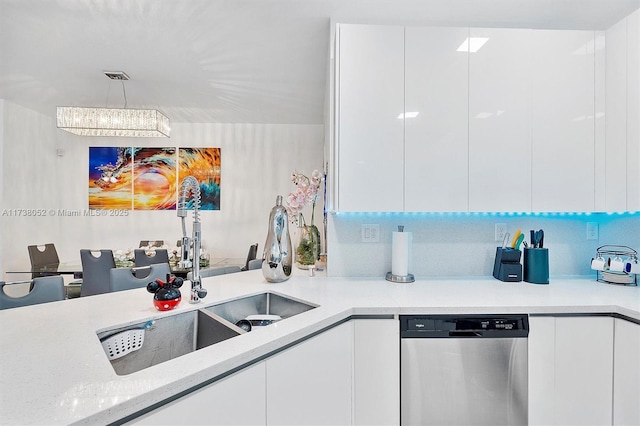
[
  {"x1": 385, "y1": 271, "x2": 415, "y2": 283},
  {"x1": 386, "y1": 225, "x2": 415, "y2": 283}
]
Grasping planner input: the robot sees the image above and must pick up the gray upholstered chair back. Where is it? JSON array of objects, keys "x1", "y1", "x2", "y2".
[
  {"x1": 186, "y1": 265, "x2": 243, "y2": 280},
  {"x1": 224, "y1": 265, "x2": 242, "y2": 274},
  {"x1": 27, "y1": 243, "x2": 60, "y2": 278},
  {"x1": 139, "y1": 240, "x2": 164, "y2": 248},
  {"x1": 134, "y1": 249, "x2": 170, "y2": 267},
  {"x1": 0, "y1": 276, "x2": 65, "y2": 309},
  {"x1": 241, "y1": 243, "x2": 259, "y2": 271},
  {"x1": 80, "y1": 249, "x2": 116, "y2": 297},
  {"x1": 247, "y1": 258, "x2": 263, "y2": 270},
  {"x1": 109, "y1": 263, "x2": 171, "y2": 292}
]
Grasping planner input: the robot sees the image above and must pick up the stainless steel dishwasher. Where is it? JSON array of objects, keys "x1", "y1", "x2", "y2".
[{"x1": 400, "y1": 314, "x2": 529, "y2": 425}]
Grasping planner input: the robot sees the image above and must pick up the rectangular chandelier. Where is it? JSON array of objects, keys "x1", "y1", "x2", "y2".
[{"x1": 56, "y1": 107, "x2": 170, "y2": 137}]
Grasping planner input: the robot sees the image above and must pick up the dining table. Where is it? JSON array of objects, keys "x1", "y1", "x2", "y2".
[{"x1": 5, "y1": 258, "x2": 246, "y2": 279}]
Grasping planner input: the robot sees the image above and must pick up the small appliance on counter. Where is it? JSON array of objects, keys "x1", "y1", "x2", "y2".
[{"x1": 591, "y1": 245, "x2": 638, "y2": 286}]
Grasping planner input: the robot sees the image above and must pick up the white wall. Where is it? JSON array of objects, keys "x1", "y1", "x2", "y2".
[{"x1": 1, "y1": 101, "x2": 323, "y2": 279}]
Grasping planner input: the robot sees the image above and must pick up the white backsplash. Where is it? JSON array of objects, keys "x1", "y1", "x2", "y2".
[{"x1": 326, "y1": 213, "x2": 640, "y2": 278}]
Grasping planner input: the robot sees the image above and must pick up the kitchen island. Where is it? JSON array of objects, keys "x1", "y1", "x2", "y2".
[{"x1": 1, "y1": 271, "x2": 638, "y2": 425}]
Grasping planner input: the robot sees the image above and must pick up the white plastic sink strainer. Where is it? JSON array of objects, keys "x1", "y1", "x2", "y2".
[{"x1": 100, "y1": 320, "x2": 154, "y2": 360}]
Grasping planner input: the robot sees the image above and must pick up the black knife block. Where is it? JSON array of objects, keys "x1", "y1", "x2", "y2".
[{"x1": 493, "y1": 247, "x2": 522, "y2": 282}]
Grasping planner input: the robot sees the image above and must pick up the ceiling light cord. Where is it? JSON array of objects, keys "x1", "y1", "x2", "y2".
[
  {"x1": 104, "y1": 80, "x2": 128, "y2": 108},
  {"x1": 121, "y1": 80, "x2": 128, "y2": 109}
]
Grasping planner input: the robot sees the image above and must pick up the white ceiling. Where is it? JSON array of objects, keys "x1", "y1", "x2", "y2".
[{"x1": 1, "y1": 0, "x2": 638, "y2": 125}]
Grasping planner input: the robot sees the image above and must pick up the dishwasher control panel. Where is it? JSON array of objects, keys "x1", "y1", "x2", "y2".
[{"x1": 400, "y1": 314, "x2": 529, "y2": 338}]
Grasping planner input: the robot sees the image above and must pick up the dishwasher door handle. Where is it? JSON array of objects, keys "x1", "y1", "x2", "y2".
[{"x1": 449, "y1": 331, "x2": 483, "y2": 337}]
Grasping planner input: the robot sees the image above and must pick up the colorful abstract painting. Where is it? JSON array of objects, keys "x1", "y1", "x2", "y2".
[
  {"x1": 178, "y1": 148, "x2": 221, "y2": 210},
  {"x1": 132, "y1": 147, "x2": 177, "y2": 210},
  {"x1": 88, "y1": 147, "x2": 133, "y2": 209}
]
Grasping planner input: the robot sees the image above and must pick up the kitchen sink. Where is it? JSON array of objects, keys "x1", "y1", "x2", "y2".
[
  {"x1": 203, "y1": 291, "x2": 317, "y2": 325},
  {"x1": 97, "y1": 292, "x2": 316, "y2": 375}
]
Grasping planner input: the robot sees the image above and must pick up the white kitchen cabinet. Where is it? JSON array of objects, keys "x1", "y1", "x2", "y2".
[
  {"x1": 530, "y1": 30, "x2": 596, "y2": 212},
  {"x1": 529, "y1": 316, "x2": 614, "y2": 426},
  {"x1": 528, "y1": 316, "x2": 556, "y2": 426},
  {"x1": 129, "y1": 362, "x2": 266, "y2": 426},
  {"x1": 613, "y1": 318, "x2": 640, "y2": 426},
  {"x1": 266, "y1": 321, "x2": 353, "y2": 425},
  {"x1": 605, "y1": 10, "x2": 640, "y2": 212},
  {"x1": 404, "y1": 27, "x2": 469, "y2": 212},
  {"x1": 353, "y1": 318, "x2": 399, "y2": 426},
  {"x1": 336, "y1": 24, "x2": 405, "y2": 212},
  {"x1": 334, "y1": 23, "x2": 614, "y2": 213},
  {"x1": 605, "y1": 18, "x2": 629, "y2": 211},
  {"x1": 468, "y1": 28, "x2": 533, "y2": 212},
  {"x1": 628, "y1": 10, "x2": 640, "y2": 212},
  {"x1": 555, "y1": 316, "x2": 614, "y2": 425}
]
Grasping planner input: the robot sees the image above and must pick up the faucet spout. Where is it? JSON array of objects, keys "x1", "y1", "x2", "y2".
[{"x1": 178, "y1": 176, "x2": 206, "y2": 304}]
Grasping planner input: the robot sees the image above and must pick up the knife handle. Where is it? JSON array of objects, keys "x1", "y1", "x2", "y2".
[
  {"x1": 510, "y1": 229, "x2": 522, "y2": 248},
  {"x1": 502, "y1": 232, "x2": 510, "y2": 249},
  {"x1": 514, "y1": 233, "x2": 525, "y2": 250}
]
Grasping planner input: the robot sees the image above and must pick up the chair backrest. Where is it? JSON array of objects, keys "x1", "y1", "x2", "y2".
[
  {"x1": 140, "y1": 240, "x2": 164, "y2": 248},
  {"x1": 27, "y1": 243, "x2": 60, "y2": 278},
  {"x1": 109, "y1": 263, "x2": 171, "y2": 292},
  {"x1": 188, "y1": 266, "x2": 225, "y2": 280},
  {"x1": 80, "y1": 249, "x2": 116, "y2": 297},
  {"x1": 224, "y1": 265, "x2": 242, "y2": 274},
  {"x1": 0, "y1": 276, "x2": 65, "y2": 310},
  {"x1": 186, "y1": 264, "x2": 243, "y2": 280},
  {"x1": 242, "y1": 243, "x2": 259, "y2": 271},
  {"x1": 134, "y1": 249, "x2": 170, "y2": 267},
  {"x1": 247, "y1": 258, "x2": 263, "y2": 270}
]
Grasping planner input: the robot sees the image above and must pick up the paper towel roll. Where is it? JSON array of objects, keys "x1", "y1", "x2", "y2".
[{"x1": 392, "y1": 231, "x2": 412, "y2": 276}]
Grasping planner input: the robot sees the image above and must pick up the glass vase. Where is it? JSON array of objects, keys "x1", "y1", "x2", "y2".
[
  {"x1": 262, "y1": 195, "x2": 292, "y2": 282},
  {"x1": 296, "y1": 224, "x2": 321, "y2": 269}
]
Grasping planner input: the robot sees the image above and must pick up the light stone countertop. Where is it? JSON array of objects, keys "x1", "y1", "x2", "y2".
[{"x1": 0, "y1": 271, "x2": 638, "y2": 425}]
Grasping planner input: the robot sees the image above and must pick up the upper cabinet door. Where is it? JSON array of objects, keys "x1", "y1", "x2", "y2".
[
  {"x1": 531, "y1": 30, "x2": 596, "y2": 212},
  {"x1": 405, "y1": 27, "x2": 469, "y2": 212},
  {"x1": 605, "y1": 10, "x2": 640, "y2": 213},
  {"x1": 336, "y1": 24, "x2": 405, "y2": 212},
  {"x1": 468, "y1": 28, "x2": 533, "y2": 212}
]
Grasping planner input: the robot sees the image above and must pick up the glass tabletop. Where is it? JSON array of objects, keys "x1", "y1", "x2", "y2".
[{"x1": 6, "y1": 258, "x2": 246, "y2": 277}]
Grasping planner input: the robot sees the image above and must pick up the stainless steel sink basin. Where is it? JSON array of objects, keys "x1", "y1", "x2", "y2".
[
  {"x1": 97, "y1": 309, "x2": 243, "y2": 376},
  {"x1": 204, "y1": 291, "x2": 317, "y2": 325},
  {"x1": 97, "y1": 292, "x2": 316, "y2": 375}
]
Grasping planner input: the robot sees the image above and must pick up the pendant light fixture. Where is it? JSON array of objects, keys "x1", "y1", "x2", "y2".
[{"x1": 56, "y1": 71, "x2": 170, "y2": 138}]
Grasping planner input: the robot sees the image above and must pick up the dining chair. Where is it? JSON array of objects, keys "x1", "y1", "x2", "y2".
[
  {"x1": 80, "y1": 249, "x2": 116, "y2": 297},
  {"x1": 139, "y1": 240, "x2": 150, "y2": 248},
  {"x1": 247, "y1": 258, "x2": 263, "y2": 270},
  {"x1": 134, "y1": 249, "x2": 170, "y2": 267},
  {"x1": 224, "y1": 265, "x2": 242, "y2": 274},
  {"x1": 0, "y1": 276, "x2": 65, "y2": 310},
  {"x1": 240, "y1": 243, "x2": 259, "y2": 271},
  {"x1": 27, "y1": 243, "x2": 60, "y2": 278},
  {"x1": 187, "y1": 266, "x2": 225, "y2": 280},
  {"x1": 109, "y1": 263, "x2": 171, "y2": 292}
]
